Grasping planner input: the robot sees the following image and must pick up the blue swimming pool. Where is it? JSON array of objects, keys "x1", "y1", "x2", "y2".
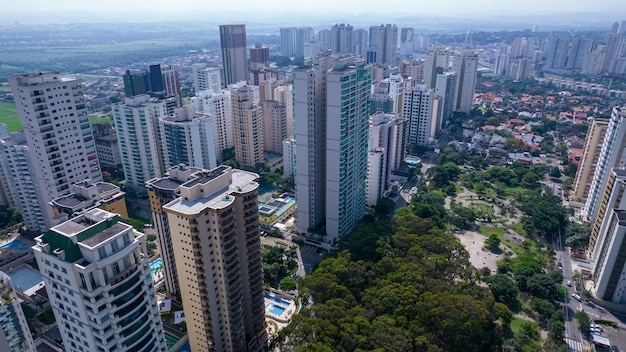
[
  {"x1": 266, "y1": 303, "x2": 285, "y2": 316},
  {"x1": 281, "y1": 195, "x2": 295, "y2": 202},
  {"x1": 265, "y1": 293, "x2": 289, "y2": 306},
  {"x1": 150, "y1": 258, "x2": 162, "y2": 272},
  {"x1": 1, "y1": 239, "x2": 30, "y2": 251},
  {"x1": 405, "y1": 156, "x2": 421, "y2": 165}
]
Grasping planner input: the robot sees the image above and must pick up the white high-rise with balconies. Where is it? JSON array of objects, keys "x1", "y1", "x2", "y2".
[
  {"x1": 192, "y1": 63, "x2": 222, "y2": 93},
  {"x1": 112, "y1": 95, "x2": 167, "y2": 189},
  {"x1": 9, "y1": 73, "x2": 102, "y2": 230},
  {"x1": 294, "y1": 55, "x2": 372, "y2": 244},
  {"x1": 583, "y1": 107, "x2": 626, "y2": 223},
  {"x1": 33, "y1": 208, "x2": 166, "y2": 352},
  {"x1": 451, "y1": 50, "x2": 478, "y2": 115},
  {"x1": 403, "y1": 85, "x2": 434, "y2": 147},
  {"x1": 192, "y1": 89, "x2": 234, "y2": 162}
]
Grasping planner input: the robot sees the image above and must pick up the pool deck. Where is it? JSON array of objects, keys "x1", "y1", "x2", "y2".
[{"x1": 264, "y1": 293, "x2": 296, "y2": 336}]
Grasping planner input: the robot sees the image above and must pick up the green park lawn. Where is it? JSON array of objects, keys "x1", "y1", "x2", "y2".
[
  {"x1": 0, "y1": 103, "x2": 21, "y2": 132},
  {"x1": 89, "y1": 115, "x2": 114, "y2": 125}
]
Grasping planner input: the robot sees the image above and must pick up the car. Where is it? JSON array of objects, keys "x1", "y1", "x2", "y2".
[
  {"x1": 566, "y1": 280, "x2": 572, "y2": 286},
  {"x1": 572, "y1": 293, "x2": 582, "y2": 302},
  {"x1": 611, "y1": 346, "x2": 618, "y2": 352}
]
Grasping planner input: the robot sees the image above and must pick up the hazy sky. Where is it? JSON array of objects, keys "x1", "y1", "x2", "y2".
[{"x1": 5, "y1": 0, "x2": 625, "y2": 17}]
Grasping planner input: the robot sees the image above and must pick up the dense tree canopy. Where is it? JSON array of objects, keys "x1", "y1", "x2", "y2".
[{"x1": 276, "y1": 210, "x2": 505, "y2": 351}]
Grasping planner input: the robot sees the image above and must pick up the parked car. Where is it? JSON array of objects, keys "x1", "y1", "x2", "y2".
[
  {"x1": 567, "y1": 280, "x2": 572, "y2": 286},
  {"x1": 572, "y1": 293, "x2": 582, "y2": 302}
]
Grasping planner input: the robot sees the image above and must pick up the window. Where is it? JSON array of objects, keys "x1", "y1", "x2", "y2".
[{"x1": 98, "y1": 247, "x2": 106, "y2": 259}]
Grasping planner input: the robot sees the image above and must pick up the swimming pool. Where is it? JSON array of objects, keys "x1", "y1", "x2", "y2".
[
  {"x1": 1, "y1": 239, "x2": 30, "y2": 251},
  {"x1": 150, "y1": 259, "x2": 163, "y2": 272},
  {"x1": 281, "y1": 195, "x2": 295, "y2": 202},
  {"x1": 264, "y1": 293, "x2": 290, "y2": 306},
  {"x1": 164, "y1": 330, "x2": 181, "y2": 350},
  {"x1": 175, "y1": 342, "x2": 190, "y2": 352},
  {"x1": 266, "y1": 303, "x2": 285, "y2": 316},
  {"x1": 405, "y1": 156, "x2": 421, "y2": 165}
]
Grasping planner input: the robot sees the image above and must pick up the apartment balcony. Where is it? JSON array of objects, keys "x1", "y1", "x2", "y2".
[{"x1": 108, "y1": 264, "x2": 139, "y2": 288}]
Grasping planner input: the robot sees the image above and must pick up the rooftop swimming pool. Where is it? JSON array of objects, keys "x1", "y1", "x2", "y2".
[
  {"x1": 266, "y1": 303, "x2": 286, "y2": 316},
  {"x1": 281, "y1": 195, "x2": 295, "y2": 202}
]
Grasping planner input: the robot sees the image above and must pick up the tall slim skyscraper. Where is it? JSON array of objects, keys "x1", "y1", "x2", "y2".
[
  {"x1": 33, "y1": 208, "x2": 167, "y2": 352},
  {"x1": 424, "y1": 46, "x2": 450, "y2": 89},
  {"x1": 294, "y1": 55, "x2": 372, "y2": 243},
  {"x1": 280, "y1": 28, "x2": 298, "y2": 57},
  {"x1": 543, "y1": 36, "x2": 569, "y2": 69},
  {"x1": 403, "y1": 85, "x2": 434, "y2": 147},
  {"x1": 161, "y1": 65, "x2": 182, "y2": 107},
  {"x1": 220, "y1": 24, "x2": 249, "y2": 86},
  {"x1": 330, "y1": 24, "x2": 354, "y2": 54},
  {"x1": 112, "y1": 95, "x2": 168, "y2": 188},
  {"x1": 9, "y1": 73, "x2": 102, "y2": 230},
  {"x1": 163, "y1": 166, "x2": 267, "y2": 352},
  {"x1": 451, "y1": 50, "x2": 478, "y2": 115}
]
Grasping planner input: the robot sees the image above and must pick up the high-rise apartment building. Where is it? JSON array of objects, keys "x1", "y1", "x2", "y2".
[
  {"x1": 399, "y1": 60, "x2": 424, "y2": 81},
  {"x1": 282, "y1": 137, "x2": 296, "y2": 179},
  {"x1": 370, "y1": 74, "x2": 404, "y2": 115},
  {"x1": 92, "y1": 123, "x2": 123, "y2": 174},
  {"x1": 424, "y1": 46, "x2": 450, "y2": 89},
  {"x1": 146, "y1": 164, "x2": 202, "y2": 296},
  {"x1": 451, "y1": 50, "x2": 478, "y2": 115},
  {"x1": 280, "y1": 28, "x2": 313, "y2": 58},
  {"x1": 543, "y1": 36, "x2": 569, "y2": 69},
  {"x1": 191, "y1": 90, "x2": 233, "y2": 162},
  {"x1": 161, "y1": 65, "x2": 182, "y2": 108},
  {"x1": 367, "y1": 24, "x2": 398, "y2": 66},
  {"x1": 0, "y1": 271, "x2": 35, "y2": 352},
  {"x1": 293, "y1": 55, "x2": 372, "y2": 243},
  {"x1": 365, "y1": 112, "x2": 407, "y2": 206},
  {"x1": 568, "y1": 37, "x2": 594, "y2": 70},
  {"x1": 249, "y1": 43, "x2": 270, "y2": 70},
  {"x1": 262, "y1": 100, "x2": 287, "y2": 155},
  {"x1": 403, "y1": 85, "x2": 434, "y2": 147},
  {"x1": 0, "y1": 131, "x2": 49, "y2": 232},
  {"x1": 589, "y1": 168, "x2": 626, "y2": 260},
  {"x1": 602, "y1": 34, "x2": 624, "y2": 72},
  {"x1": 112, "y1": 95, "x2": 168, "y2": 188},
  {"x1": 33, "y1": 208, "x2": 167, "y2": 352},
  {"x1": 192, "y1": 64, "x2": 222, "y2": 93},
  {"x1": 330, "y1": 24, "x2": 354, "y2": 54},
  {"x1": 159, "y1": 106, "x2": 217, "y2": 170},
  {"x1": 162, "y1": 166, "x2": 267, "y2": 352},
  {"x1": 591, "y1": 206, "x2": 626, "y2": 303},
  {"x1": 572, "y1": 118, "x2": 610, "y2": 205},
  {"x1": 231, "y1": 85, "x2": 264, "y2": 169},
  {"x1": 220, "y1": 25, "x2": 249, "y2": 86},
  {"x1": 434, "y1": 72, "x2": 457, "y2": 132},
  {"x1": 9, "y1": 73, "x2": 102, "y2": 229},
  {"x1": 583, "y1": 107, "x2": 626, "y2": 223},
  {"x1": 353, "y1": 29, "x2": 369, "y2": 58}
]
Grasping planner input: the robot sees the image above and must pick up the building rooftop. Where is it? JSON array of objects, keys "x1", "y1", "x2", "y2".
[
  {"x1": 613, "y1": 167, "x2": 626, "y2": 177},
  {"x1": 614, "y1": 209, "x2": 626, "y2": 226},
  {"x1": 36, "y1": 208, "x2": 129, "y2": 262},
  {"x1": 164, "y1": 167, "x2": 259, "y2": 215}
]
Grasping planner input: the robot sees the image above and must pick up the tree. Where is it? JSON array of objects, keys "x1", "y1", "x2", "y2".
[
  {"x1": 485, "y1": 234, "x2": 501, "y2": 253},
  {"x1": 548, "y1": 319, "x2": 565, "y2": 343},
  {"x1": 280, "y1": 277, "x2": 297, "y2": 291},
  {"x1": 504, "y1": 137, "x2": 528, "y2": 152},
  {"x1": 549, "y1": 167, "x2": 562, "y2": 179},
  {"x1": 375, "y1": 197, "x2": 396, "y2": 217},
  {"x1": 565, "y1": 223, "x2": 591, "y2": 250},
  {"x1": 486, "y1": 274, "x2": 519, "y2": 305},
  {"x1": 574, "y1": 311, "x2": 591, "y2": 336},
  {"x1": 527, "y1": 274, "x2": 559, "y2": 301}
]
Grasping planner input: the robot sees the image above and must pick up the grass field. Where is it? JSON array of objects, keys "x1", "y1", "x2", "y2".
[
  {"x1": 89, "y1": 116, "x2": 114, "y2": 125},
  {"x1": 0, "y1": 103, "x2": 21, "y2": 132}
]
